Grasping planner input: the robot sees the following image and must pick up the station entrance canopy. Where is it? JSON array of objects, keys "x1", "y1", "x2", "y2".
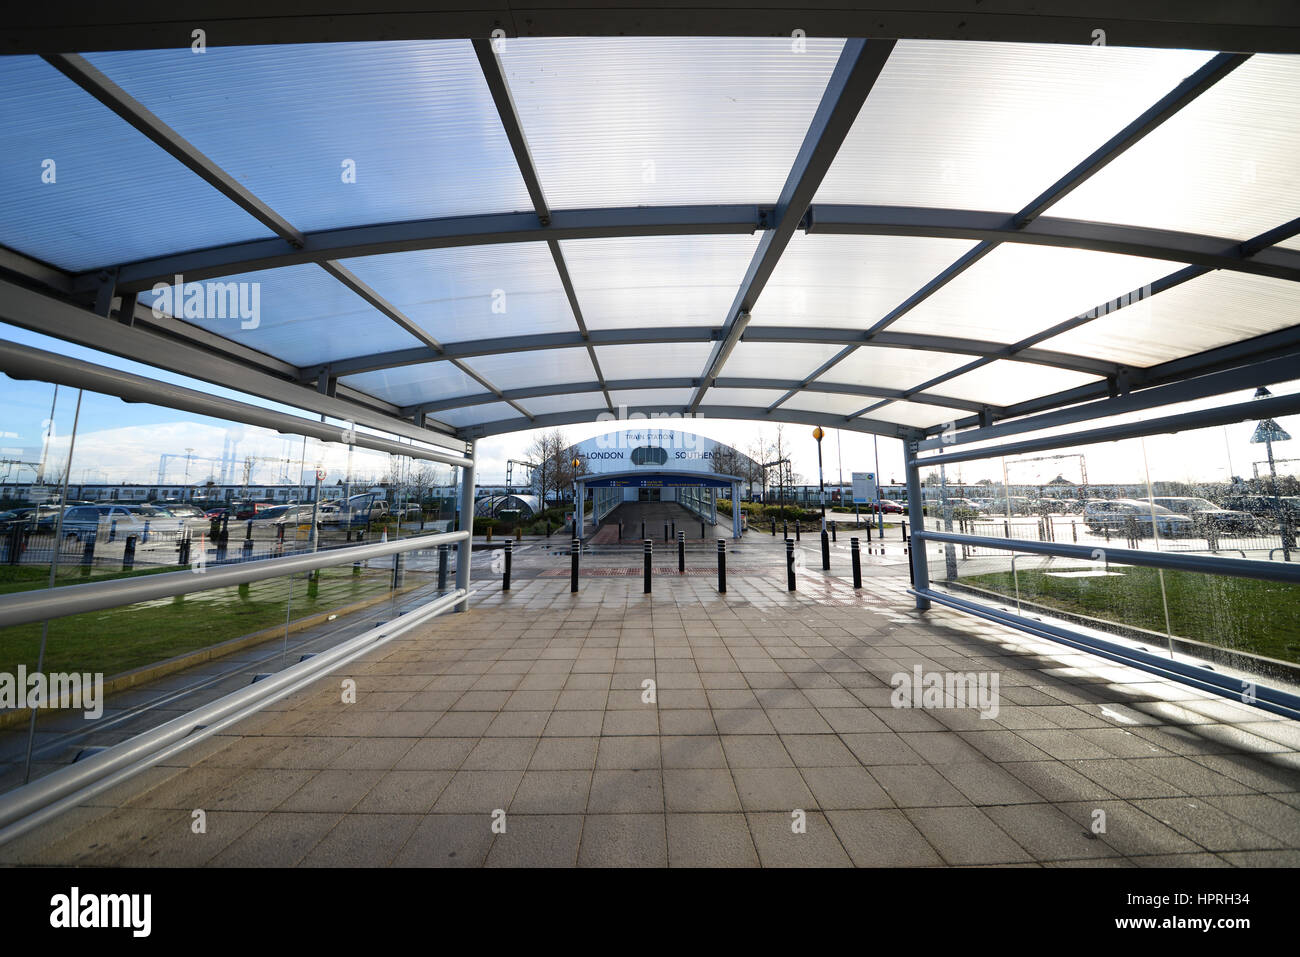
[{"x1": 0, "y1": 15, "x2": 1298, "y2": 453}]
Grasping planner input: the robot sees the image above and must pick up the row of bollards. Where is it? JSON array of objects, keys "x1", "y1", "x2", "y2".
[{"x1": 542, "y1": 526, "x2": 888, "y2": 597}]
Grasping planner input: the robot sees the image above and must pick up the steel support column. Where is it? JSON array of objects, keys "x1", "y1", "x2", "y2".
[
  {"x1": 455, "y1": 440, "x2": 477, "y2": 612},
  {"x1": 904, "y1": 438, "x2": 930, "y2": 610}
]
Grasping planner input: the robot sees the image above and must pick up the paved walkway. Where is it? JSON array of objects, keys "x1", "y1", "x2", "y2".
[{"x1": 3, "y1": 561, "x2": 1299, "y2": 867}]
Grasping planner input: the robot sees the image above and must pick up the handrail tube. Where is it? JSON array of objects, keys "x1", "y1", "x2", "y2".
[
  {"x1": 912, "y1": 391, "x2": 1300, "y2": 467},
  {"x1": 0, "y1": 338, "x2": 473, "y2": 469},
  {"x1": 0, "y1": 529, "x2": 469, "y2": 628},
  {"x1": 912, "y1": 586, "x2": 1300, "y2": 720},
  {"x1": 0, "y1": 587, "x2": 471, "y2": 843},
  {"x1": 915, "y1": 529, "x2": 1300, "y2": 585}
]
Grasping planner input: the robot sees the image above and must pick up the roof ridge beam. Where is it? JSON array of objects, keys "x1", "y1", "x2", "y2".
[{"x1": 688, "y1": 37, "x2": 897, "y2": 411}]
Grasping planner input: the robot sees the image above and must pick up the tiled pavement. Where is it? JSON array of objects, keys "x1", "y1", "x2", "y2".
[{"x1": 3, "y1": 566, "x2": 1299, "y2": 867}]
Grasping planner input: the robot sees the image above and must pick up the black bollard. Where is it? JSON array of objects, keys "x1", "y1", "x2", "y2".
[
  {"x1": 831, "y1": 523, "x2": 837, "y2": 543},
  {"x1": 437, "y1": 543, "x2": 449, "y2": 590},
  {"x1": 717, "y1": 539, "x2": 727, "y2": 594},
  {"x1": 771, "y1": 517, "x2": 776, "y2": 536},
  {"x1": 821, "y1": 528, "x2": 830, "y2": 570},
  {"x1": 700, "y1": 521, "x2": 704, "y2": 539},
  {"x1": 392, "y1": 551, "x2": 404, "y2": 589},
  {"x1": 618, "y1": 522, "x2": 623, "y2": 542},
  {"x1": 663, "y1": 522, "x2": 669, "y2": 544},
  {"x1": 783, "y1": 521, "x2": 788, "y2": 538},
  {"x1": 851, "y1": 537, "x2": 862, "y2": 589},
  {"x1": 142, "y1": 520, "x2": 151, "y2": 544},
  {"x1": 677, "y1": 531, "x2": 685, "y2": 573},
  {"x1": 795, "y1": 523, "x2": 801, "y2": 542},
  {"x1": 123, "y1": 534, "x2": 137, "y2": 570},
  {"x1": 643, "y1": 539, "x2": 652, "y2": 594},
  {"x1": 81, "y1": 535, "x2": 95, "y2": 567},
  {"x1": 641, "y1": 521, "x2": 645, "y2": 541},
  {"x1": 866, "y1": 521, "x2": 872, "y2": 544},
  {"x1": 178, "y1": 534, "x2": 190, "y2": 566},
  {"x1": 503, "y1": 538, "x2": 512, "y2": 591},
  {"x1": 571, "y1": 538, "x2": 580, "y2": 593},
  {"x1": 108, "y1": 520, "x2": 117, "y2": 543},
  {"x1": 785, "y1": 538, "x2": 796, "y2": 591}
]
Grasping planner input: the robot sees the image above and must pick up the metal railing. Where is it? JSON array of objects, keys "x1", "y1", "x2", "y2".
[
  {"x1": 0, "y1": 529, "x2": 469, "y2": 628},
  {"x1": 0, "y1": 584, "x2": 474, "y2": 845},
  {"x1": 915, "y1": 529, "x2": 1300, "y2": 585}
]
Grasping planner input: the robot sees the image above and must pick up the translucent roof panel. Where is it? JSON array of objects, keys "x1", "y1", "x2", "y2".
[
  {"x1": 594, "y1": 341, "x2": 714, "y2": 381},
  {"x1": 609, "y1": 389, "x2": 695, "y2": 409},
  {"x1": 560, "y1": 235, "x2": 762, "y2": 331},
  {"x1": 700, "y1": 388, "x2": 790, "y2": 408},
  {"x1": 817, "y1": 346, "x2": 970, "y2": 392},
  {"x1": 434, "y1": 402, "x2": 522, "y2": 429},
  {"x1": 719, "y1": 342, "x2": 845, "y2": 381},
  {"x1": 499, "y1": 36, "x2": 845, "y2": 207},
  {"x1": 1037, "y1": 271, "x2": 1300, "y2": 367},
  {"x1": 889, "y1": 243, "x2": 1173, "y2": 344},
  {"x1": 750, "y1": 233, "x2": 980, "y2": 330},
  {"x1": 340, "y1": 243, "x2": 576, "y2": 344},
  {"x1": 86, "y1": 42, "x2": 533, "y2": 233},
  {"x1": 927, "y1": 360, "x2": 1103, "y2": 406},
  {"x1": 1050, "y1": 55, "x2": 1300, "y2": 242},
  {"x1": 515, "y1": 392, "x2": 606, "y2": 417},
  {"x1": 459, "y1": 347, "x2": 596, "y2": 393},
  {"x1": 816, "y1": 41, "x2": 1212, "y2": 212},
  {"x1": 866, "y1": 400, "x2": 955, "y2": 430},
  {"x1": 137, "y1": 264, "x2": 423, "y2": 368},
  {"x1": 339, "y1": 362, "x2": 485, "y2": 409},
  {"x1": 781, "y1": 391, "x2": 878, "y2": 418},
  {"x1": 0, "y1": 56, "x2": 273, "y2": 272}
]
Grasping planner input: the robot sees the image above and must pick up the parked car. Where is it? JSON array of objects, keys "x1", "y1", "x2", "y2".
[
  {"x1": 1083, "y1": 499, "x2": 1196, "y2": 537},
  {"x1": 1150, "y1": 497, "x2": 1258, "y2": 532},
  {"x1": 251, "y1": 505, "x2": 319, "y2": 527},
  {"x1": 1221, "y1": 494, "x2": 1300, "y2": 521},
  {"x1": 870, "y1": 500, "x2": 905, "y2": 515},
  {"x1": 231, "y1": 501, "x2": 275, "y2": 520},
  {"x1": 59, "y1": 504, "x2": 174, "y2": 542}
]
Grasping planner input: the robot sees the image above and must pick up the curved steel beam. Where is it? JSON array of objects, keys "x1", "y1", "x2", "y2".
[
  {"x1": 397, "y1": 375, "x2": 998, "y2": 418},
  {"x1": 310, "y1": 325, "x2": 1117, "y2": 381},
  {"x1": 459, "y1": 404, "x2": 929, "y2": 442},
  {"x1": 8, "y1": 4, "x2": 1300, "y2": 55},
  {"x1": 91, "y1": 204, "x2": 1300, "y2": 295}
]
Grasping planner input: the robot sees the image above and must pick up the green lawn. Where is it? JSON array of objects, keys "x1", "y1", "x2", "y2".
[
  {"x1": 0, "y1": 564, "x2": 399, "y2": 679},
  {"x1": 962, "y1": 566, "x2": 1300, "y2": 665}
]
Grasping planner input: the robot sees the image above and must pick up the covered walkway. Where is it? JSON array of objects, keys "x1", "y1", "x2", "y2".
[{"x1": 5, "y1": 554, "x2": 1297, "y2": 868}]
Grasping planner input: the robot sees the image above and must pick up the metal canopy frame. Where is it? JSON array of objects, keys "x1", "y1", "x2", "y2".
[
  {"x1": 1, "y1": 33, "x2": 1298, "y2": 448},
  {"x1": 6, "y1": 2, "x2": 1300, "y2": 55}
]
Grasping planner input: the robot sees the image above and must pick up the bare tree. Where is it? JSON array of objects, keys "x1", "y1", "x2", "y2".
[{"x1": 525, "y1": 429, "x2": 587, "y2": 507}]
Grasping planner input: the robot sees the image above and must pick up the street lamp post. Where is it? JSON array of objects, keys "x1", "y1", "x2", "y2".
[
  {"x1": 571, "y1": 456, "x2": 582, "y2": 538},
  {"x1": 813, "y1": 427, "x2": 826, "y2": 530}
]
